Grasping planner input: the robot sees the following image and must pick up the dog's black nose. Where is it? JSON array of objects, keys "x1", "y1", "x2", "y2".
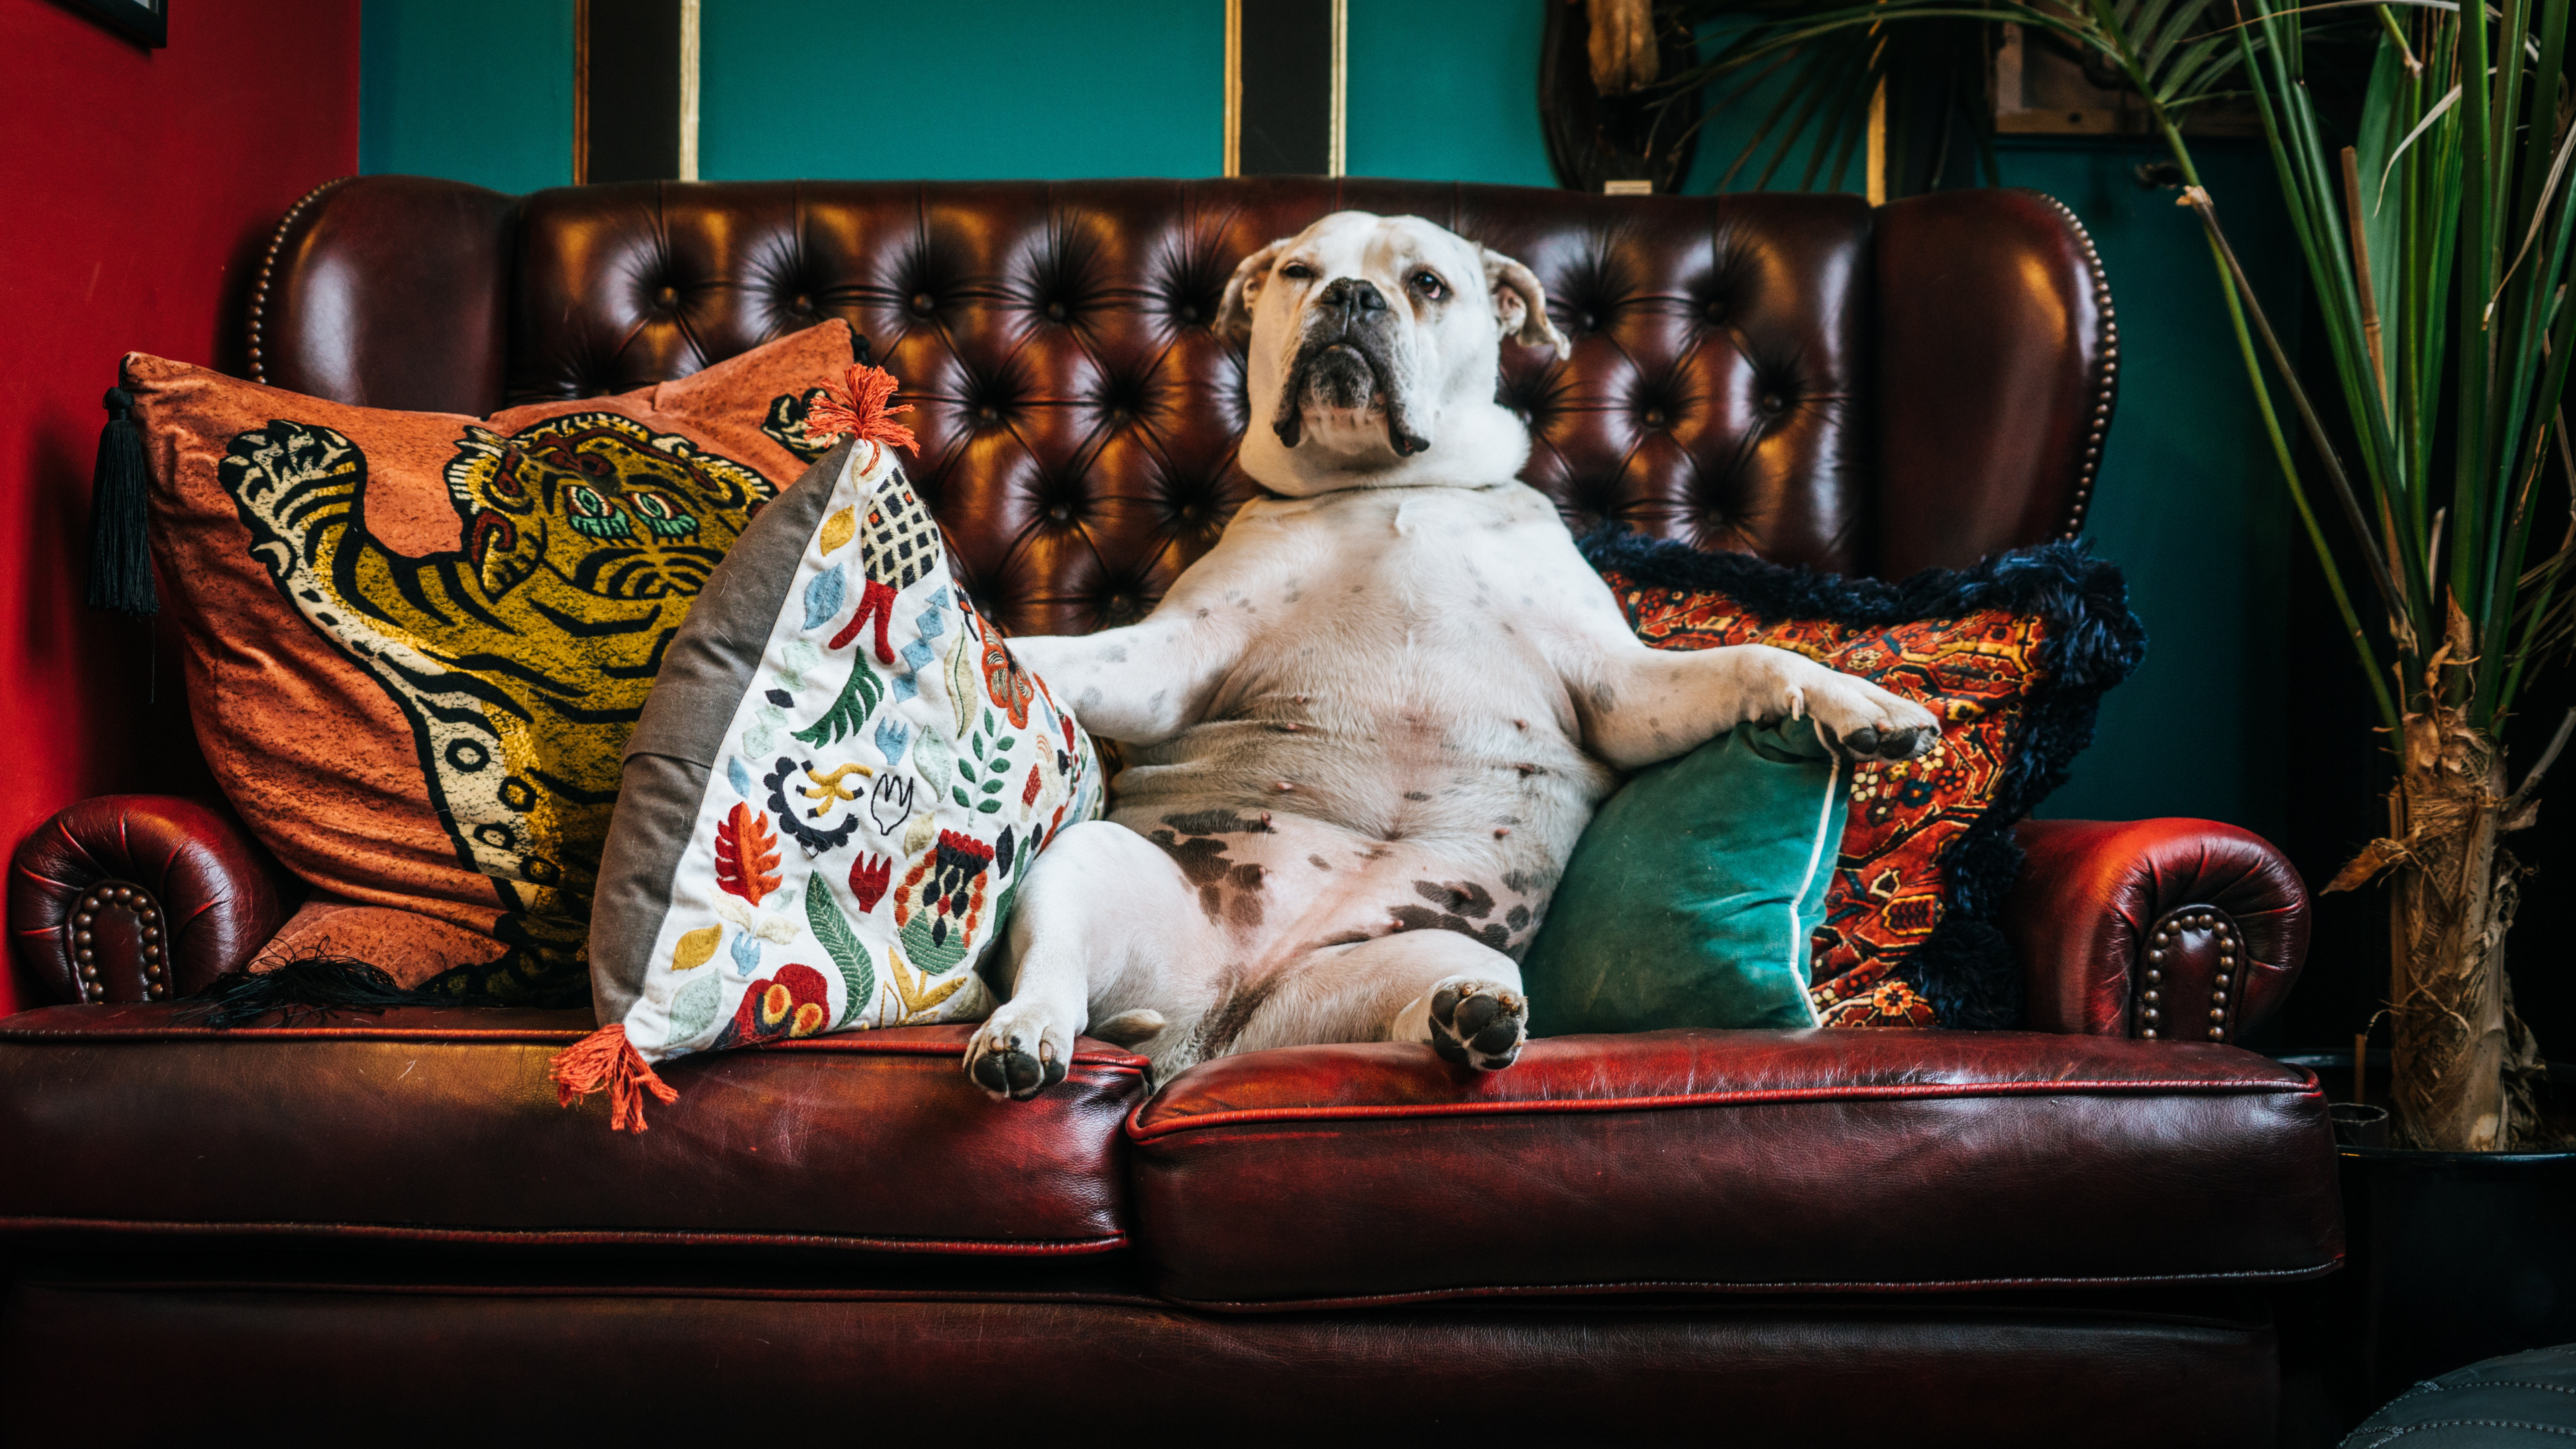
[{"x1": 1318, "y1": 276, "x2": 1388, "y2": 317}]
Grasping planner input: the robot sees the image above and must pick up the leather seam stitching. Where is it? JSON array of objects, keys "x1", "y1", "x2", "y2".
[
  {"x1": 0, "y1": 1217, "x2": 1129, "y2": 1256},
  {"x1": 1128, "y1": 1077, "x2": 2326, "y2": 1140},
  {"x1": 1155, "y1": 1256, "x2": 2348, "y2": 1313}
]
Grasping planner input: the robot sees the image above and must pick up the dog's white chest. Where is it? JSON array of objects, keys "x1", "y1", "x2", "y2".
[{"x1": 1114, "y1": 484, "x2": 1612, "y2": 863}]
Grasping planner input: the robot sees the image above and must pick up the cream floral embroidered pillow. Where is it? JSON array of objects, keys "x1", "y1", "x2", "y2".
[{"x1": 564, "y1": 374, "x2": 1101, "y2": 1128}]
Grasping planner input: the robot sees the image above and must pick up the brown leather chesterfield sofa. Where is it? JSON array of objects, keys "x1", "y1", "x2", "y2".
[{"x1": 1, "y1": 177, "x2": 2337, "y2": 1446}]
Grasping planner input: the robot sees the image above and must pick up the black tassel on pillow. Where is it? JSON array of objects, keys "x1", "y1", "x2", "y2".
[
  {"x1": 88, "y1": 385, "x2": 157, "y2": 616},
  {"x1": 185, "y1": 953, "x2": 448, "y2": 1029}
]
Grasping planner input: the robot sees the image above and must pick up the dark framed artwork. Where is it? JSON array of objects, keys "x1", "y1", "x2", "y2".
[
  {"x1": 1224, "y1": 0, "x2": 1344, "y2": 177},
  {"x1": 56, "y1": 0, "x2": 166, "y2": 48}
]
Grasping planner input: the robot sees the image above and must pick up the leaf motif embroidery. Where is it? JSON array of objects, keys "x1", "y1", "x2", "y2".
[
  {"x1": 730, "y1": 926, "x2": 763, "y2": 973},
  {"x1": 668, "y1": 971, "x2": 722, "y2": 1041},
  {"x1": 818, "y1": 504, "x2": 856, "y2": 556},
  {"x1": 808, "y1": 882, "x2": 877, "y2": 1030},
  {"x1": 714, "y1": 802, "x2": 783, "y2": 906},
  {"x1": 727, "y1": 755, "x2": 751, "y2": 798},
  {"x1": 802, "y1": 562, "x2": 847, "y2": 631},
  {"x1": 791, "y1": 657, "x2": 885, "y2": 747},
  {"x1": 945, "y1": 629, "x2": 979, "y2": 737},
  {"x1": 671, "y1": 925, "x2": 723, "y2": 971}
]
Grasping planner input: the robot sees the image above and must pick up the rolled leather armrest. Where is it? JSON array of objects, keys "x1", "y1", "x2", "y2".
[
  {"x1": 7, "y1": 796, "x2": 290, "y2": 1007},
  {"x1": 2002, "y1": 818, "x2": 2311, "y2": 1042}
]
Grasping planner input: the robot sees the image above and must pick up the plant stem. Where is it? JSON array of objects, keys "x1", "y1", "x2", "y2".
[{"x1": 2159, "y1": 127, "x2": 2404, "y2": 731}]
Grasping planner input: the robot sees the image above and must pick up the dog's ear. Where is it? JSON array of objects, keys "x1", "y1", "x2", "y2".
[
  {"x1": 1482, "y1": 247, "x2": 1569, "y2": 354},
  {"x1": 1214, "y1": 237, "x2": 1293, "y2": 345}
]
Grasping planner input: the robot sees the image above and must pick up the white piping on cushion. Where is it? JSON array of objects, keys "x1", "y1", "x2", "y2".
[{"x1": 1789, "y1": 720, "x2": 1837, "y2": 1027}]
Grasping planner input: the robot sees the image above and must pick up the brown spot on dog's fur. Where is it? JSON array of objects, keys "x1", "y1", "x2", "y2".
[
  {"x1": 1390, "y1": 904, "x2": 1510, "y2": 953},
  {"x1": 1413, "y1": 879, "x2": 1495, "y2": 919},
  {"x1": 1308, "y1": 855, "x2": 1332, "y2": 870},
  {"x1": 1197, "y1": 974, "x2": 1285, "y2": 1059},
  {"x1": 1161, "y1": 808, "x2": 1277, "y2": 836},
  {"x1": 1505, "y1": 903, "x2": 1532, "y2": 930},
  {"x1": 1152, "y1": 833, "x2": 1236, "y2": 888}
]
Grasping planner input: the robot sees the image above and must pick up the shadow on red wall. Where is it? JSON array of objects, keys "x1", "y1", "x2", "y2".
[{"x1": 0, "y1": 0, "x2": 359, "y2": 1015}]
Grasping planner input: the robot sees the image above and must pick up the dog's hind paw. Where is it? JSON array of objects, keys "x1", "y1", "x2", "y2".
[{"x1": 1427, "y1": 979, "x2": 1526, "y2": 1071}]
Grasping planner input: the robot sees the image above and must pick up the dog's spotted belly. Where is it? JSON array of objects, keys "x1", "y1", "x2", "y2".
[{"x1": 1106, "y1": 798, "x2": 1554, "y2": 965}]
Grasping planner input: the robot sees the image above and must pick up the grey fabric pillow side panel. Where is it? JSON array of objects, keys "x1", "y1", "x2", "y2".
[{"x1": 587, "y1": 438, "x2": 855, "y2": 1025}]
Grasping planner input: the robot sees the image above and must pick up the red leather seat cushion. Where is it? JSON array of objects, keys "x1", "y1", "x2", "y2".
[
  {"x1": 0, "y1": 1006, "x2": 1146, "y2": 1254},
  {"x1": 1127, "y1": 1029, "x2": 2342, "y2": 1308}
]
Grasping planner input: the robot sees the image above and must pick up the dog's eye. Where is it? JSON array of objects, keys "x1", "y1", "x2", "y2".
[
  {"x1": 1411, "y1": 271, "x2": 1446, "y2": 300},
  {"x1": 1279, "y1": 262, "x2": 1315, "y2": 280}
]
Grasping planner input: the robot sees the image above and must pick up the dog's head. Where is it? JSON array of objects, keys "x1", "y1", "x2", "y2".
[{"x1": 1215, "y1": 212, "x2": 1566, "y2": 496}]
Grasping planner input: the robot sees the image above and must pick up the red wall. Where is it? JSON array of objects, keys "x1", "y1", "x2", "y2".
[{"x1": 0, "y1": 0, "x2": 359, "y2": 1014}]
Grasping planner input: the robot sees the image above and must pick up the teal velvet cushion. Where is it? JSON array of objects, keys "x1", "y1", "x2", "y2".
[{"x1": 1521, "y1": 720, "x2": 1852, "y2": 1034}]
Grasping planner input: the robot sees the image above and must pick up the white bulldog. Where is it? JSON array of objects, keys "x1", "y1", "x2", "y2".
[{"x1": 970, "y1": 211, "x2": 1937, "y2": 1099}]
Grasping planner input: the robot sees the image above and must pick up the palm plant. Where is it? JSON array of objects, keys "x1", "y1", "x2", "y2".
[{"x1": 1660, "y1": 0, "x2": 2576, "y2": 1148}]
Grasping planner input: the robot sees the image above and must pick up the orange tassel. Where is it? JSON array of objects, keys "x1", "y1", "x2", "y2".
[
  {"x1": 548, "y1": 1024, "x2": 680, "y2": 1133},
  {"x1": 804, "y1": 364, "x2": 918, "y2": 455}
]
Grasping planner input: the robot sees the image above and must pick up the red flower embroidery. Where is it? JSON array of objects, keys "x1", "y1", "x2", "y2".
[
  {"x1": 851, "y1": 853, "x2": 894, "y2": 913},
  {"x1": 713, "y1": 963, "x2": 832, "y2": 1049}
]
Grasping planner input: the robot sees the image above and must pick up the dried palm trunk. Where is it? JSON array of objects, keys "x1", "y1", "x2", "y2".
[{"x1": 2384, "y1": 707, "x2": 2518, "y2": 1150}]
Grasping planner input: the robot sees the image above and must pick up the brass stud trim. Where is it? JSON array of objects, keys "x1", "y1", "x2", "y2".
[{"x1": 2032, "y1": 192, "x2": 2117, "y2": 541}]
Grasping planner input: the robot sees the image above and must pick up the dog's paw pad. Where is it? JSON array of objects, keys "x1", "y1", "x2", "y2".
[
  {"x1": 1428, "y1": 982, "x2": 1526, "y2": 1071},
  {"x1": 965, "y1": 1030, "x2": 1068, "y2": 1102},
  {"x1": 1829, "y1": 722, "x2": 1937, "y2": 763}
]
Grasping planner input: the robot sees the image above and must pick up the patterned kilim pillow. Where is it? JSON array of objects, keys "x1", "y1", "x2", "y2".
[
  {"x1": 560, "y1": 370, "x2": 1103, "y2": 1130},
  {"x1": 1579, "y1": 531, "x2": 2147, "y2": 1030},
  {"x1": 127, "y1": 322, "x2": 867, "y2": 1006}
]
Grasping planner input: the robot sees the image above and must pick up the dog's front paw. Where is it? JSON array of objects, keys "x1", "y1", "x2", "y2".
[
  {"x1": 1803, "y1": 672, "x2": 1940, "y2": 762},
  {"x1": 1426, "y1": 977, "x2": 1527, "y2": 1071},
  {"x1": 964, "y1": 1000, "x2": 1077, "y2": 1102}
]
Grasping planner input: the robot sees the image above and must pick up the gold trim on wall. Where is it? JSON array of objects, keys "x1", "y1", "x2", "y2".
[
  {"x1": 1866, "y1": 78, "x2": 1886, "y2": 205},
  {"x1": 1328, "y1": 0, "x2": 1346, "y2": 178},
  {"x1": 1223, "y1": 0, "x2": 1346, "y2": 178},
  {"x1": 678, "y1": 0, "x2": 701, "y2": 180},
  {"x1": 572, "y1": 0, "x2": 591, "y2": 185},
  {"x1": 1224, "y1": 0, "x2": 1242, "y2": 176}
]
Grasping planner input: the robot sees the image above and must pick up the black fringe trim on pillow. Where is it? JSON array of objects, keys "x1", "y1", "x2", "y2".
[
  {"x1": 1577, "y1": 530, "x2": 2149, "y2": 1030},
  {"x1": 184, "y1": 950, "x2": 453, "y2": 1029}
]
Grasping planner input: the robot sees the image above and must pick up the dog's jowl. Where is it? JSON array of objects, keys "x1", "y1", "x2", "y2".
[{"x1": 971, "y1": 212, "x2": 1937, "y2": 1099}]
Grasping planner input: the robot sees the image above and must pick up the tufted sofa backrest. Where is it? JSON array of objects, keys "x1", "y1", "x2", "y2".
[{"x1": 251, "y1": 176, "x2": 2114, "y2": 633}]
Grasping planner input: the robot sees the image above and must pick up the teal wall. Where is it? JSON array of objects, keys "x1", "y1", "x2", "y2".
[
  {"x1": 358, "y1": 1, "x2": 2293, "y2": 833},
  {"x1": 1998, "y1": 140, "x2": 2295, "y2": 833},
  {"x1": 700, "y1": 1, "x2": 1223, "y2": 179},
  {"x1": 360, "y1": 0, "x2": 573, "y2": 195}
]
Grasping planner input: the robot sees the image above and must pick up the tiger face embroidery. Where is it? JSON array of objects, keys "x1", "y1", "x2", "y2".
[{"x1": 220, "y1": 412, "x2": 778, "y2": 1002}]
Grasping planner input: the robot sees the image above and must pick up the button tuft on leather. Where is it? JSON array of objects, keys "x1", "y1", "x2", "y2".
[
  {"x1": 1045, "y1": 301, "x2": 1068, "y2": 322},
  {"x1": 911, "y1": 292, "x2": 935, "y2": 315}
]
